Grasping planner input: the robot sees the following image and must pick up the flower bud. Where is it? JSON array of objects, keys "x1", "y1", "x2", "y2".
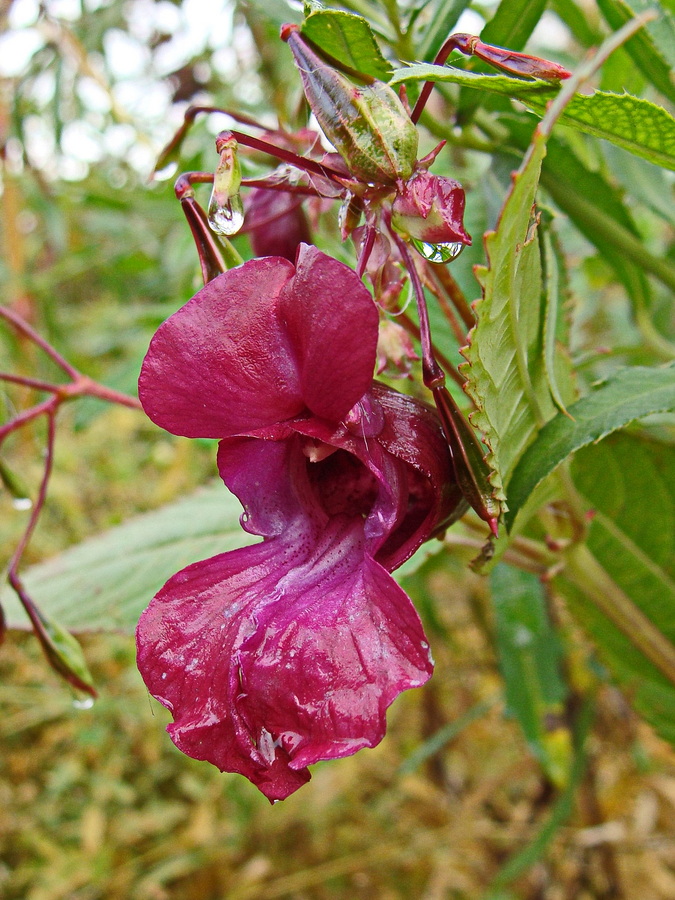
[
  {"x1": 281, "y1": 24, "x2": 418, "y2": 185},
  {"x1": 391, "y1": 169, "x2": 472, "y2": 263},
  {"x1": 245, "y1": 188, "x2": 311, "y2": 261}
]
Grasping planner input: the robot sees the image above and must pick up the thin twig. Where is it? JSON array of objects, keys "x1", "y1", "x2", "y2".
[{"x1": 0, "y1": 305, "x2": 79, "y2": 378}]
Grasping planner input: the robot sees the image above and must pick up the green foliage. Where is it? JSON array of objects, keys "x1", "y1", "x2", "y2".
[
  {"x1": 490, "y1": 564, "x2": 570, "y2": 785},
  {"x1": 1, "y1": 484, "x2": 253, "y2": 633},
  {"x1": 506, "y1": 364, "x2": 675, "y2": 528},
  {"x1": 479, "y1": 0, "x2": 548, "y2": 49},
  {"x1": 391, "y1": 66, "x2": 675, "y2": 170},
  {"x1": 556, "y1": 433, "x2": 675, "y2": 745},
  {"x1": 596, "y1": 0, "x2": 675, "y2": 101},
  {"x1": 302, "y1": 7, "x2": 393, "y2": 79},
  {"x1": 461, "y1": 125, "x2": 569, "y2": 508}
]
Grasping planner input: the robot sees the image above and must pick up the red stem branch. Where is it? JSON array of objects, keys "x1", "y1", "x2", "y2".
[{"x1": 0, "y1": 305, "x2": 79, "y2": 379}]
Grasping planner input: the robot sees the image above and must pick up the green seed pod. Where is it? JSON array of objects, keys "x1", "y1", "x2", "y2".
[{"x1": 281, "y1": 24, "x2": 418, "y2": 186}]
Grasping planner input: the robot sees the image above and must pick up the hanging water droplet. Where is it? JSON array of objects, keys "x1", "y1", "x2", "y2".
[
  {"x1": 12, "y1": 497, "x2": 33, "y2": 511},
  {"x1": 208, "y1": 191, "x2": 245, "y2": 236},
  {"x1": 411, "y1": 239, "x2": 465, "y2": 264},
  {"x1": 72, "y1": 695, "x2": 95, "y2": 710},
  {"x1": 208, "y1": 134, "x2": 244, "y2": 236},
  {"x1": 153, "y1": 161, "x2": 178, "y2": 182}
]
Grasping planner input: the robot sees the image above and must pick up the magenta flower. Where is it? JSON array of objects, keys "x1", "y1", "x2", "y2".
[{"x1": 137, "y1": 245, "x2": 463, "y2": 801}]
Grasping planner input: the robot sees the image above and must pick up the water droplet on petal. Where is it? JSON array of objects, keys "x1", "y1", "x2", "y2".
[
  {"x1": 72, "y1": 695, "x2": 95, "y2": 710},
  {"x1": 411, "y1": 239, "x2": 465, "y2": 264},
  {"x1": 208, "y1": 190, "x2": 244, "y2": 236},
  {"x1": 12, "y1": 497, "x2": 32, "y2": 511}
]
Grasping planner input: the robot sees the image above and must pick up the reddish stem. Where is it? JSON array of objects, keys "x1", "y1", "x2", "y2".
[
  {"x1": 216, "y1": 129, "x2": 347, "y2": 184},
  {"x1": 392, "y1": 230, "x2": 498, "y2": 536},
  {"x1": 183, "y1": 104, "x2": 273, "y2": 133},
  {"x1": 391, "y1": 232, "x2": 445, "y2": 388},
  {"x1": 0, "y1": 305, "x2": 79, "y2": 378},
  {"x1": 431, "y1": 263, "x2": 476, "y2": 330},
  {"x1": 70, "y1": 375, "x2": 142, "y2": 410},
  {"x1": 0, "y1": 397, "x2": 57, "y2": 445},
  {"x1": 7, "y1": 409, "x2": 57, "y2": 582},
  {"x1": 411, "y1": 33, "x2": 571, "y2": 124},
  {"x1": 411, "y1": 35, "x2": 465, "y2": 124},
  {"x1": 242, "y1": 177, "x2": 338, "y2": 199},
  {"x1": 6, "y1": 411, "x2": 97, "y2": 696},
  {"x1": 174, "y1": 173, "x2": 228, "y2": 284},
  {"x1": 0, "y1": 372, "x2": 63, "y2": 392},
  {"x1": 396, "y1": 312, "x2": 465, "y2": 390},
  {"x1": 356, "y1": 226, "x2": 377, "y2": 279},
  {"x1": 421, "y1": 272, "x2": 467, "y2": 347}
]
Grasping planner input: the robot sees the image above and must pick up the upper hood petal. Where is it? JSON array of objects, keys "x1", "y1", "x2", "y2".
[{"x1": 139, "y1": 245, "x2": 379, "y2": 438}]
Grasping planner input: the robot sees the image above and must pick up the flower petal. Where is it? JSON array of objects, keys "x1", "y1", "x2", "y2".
[
  {"x1": 137, "y1": 436, "x2": 433, "y2": 800},
  {"x1": 139, "y1": 247, "x2": 378, "y2": 438},
  {"x1": 136, "y1": 497, "x2": 432, "y2": 802},
  {"x1": 279, "y1": 245, "x2": 379, "y2": 421},
  {"x1": 139, "y1": 256, "x2": 299, "y2": 437}
]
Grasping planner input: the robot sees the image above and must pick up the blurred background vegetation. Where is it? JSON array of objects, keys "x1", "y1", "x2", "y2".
[{"x1": 1, "y1": 0, "x2": 675, "y2": 896}]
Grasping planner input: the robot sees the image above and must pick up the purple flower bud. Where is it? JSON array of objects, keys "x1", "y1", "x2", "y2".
[
  {"x1": 391, "y1": 170, "x2": 472, "y2": 249},
  {"x1": 245, "y1": 188, "x2": 311, "y2": 261}
]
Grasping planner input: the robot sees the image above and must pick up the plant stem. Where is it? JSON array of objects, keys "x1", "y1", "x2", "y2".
[
  {"x1": 0, "y1": 305, "x2": 79, "y2": 378},
  {"x1": 563, "y1": 544, "x2": 675, "y2": 687}
]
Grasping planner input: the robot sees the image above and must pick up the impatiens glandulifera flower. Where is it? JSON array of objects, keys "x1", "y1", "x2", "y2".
[
  {"x1": 391, "y1": 169, "x2": 472, "y2": 264},
  {"x1": 137, "y1": 245, "x2": 465, "y2": 801}
]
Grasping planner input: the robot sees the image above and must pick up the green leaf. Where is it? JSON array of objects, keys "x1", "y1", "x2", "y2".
[
  {"x1": 390, "y1": 65, "x2": 675, "y2": 170},
  {"x1": 549, "y1": 0, "x2": 604, "y2": 46},
  {"x1": 490, "y1": 564, "x2": 571, "y2": 785},
  {"x1": 539, "y1": 210, "x2": 574, "y2": 416},
  {"x1": 505, "y1": 364, "x2": 675, "y2": 529},
  {"x1": 524, "y1": 88, "x2": 675, "y2": 171},
  {"x1": 534, "y1": 132, "x2": 661, "y2": 328},
  {"x1": 596, "y1": 0, "x2": 675, "y2": 102},
  {"x1": 37, "y1": 610, "x2": 97, "y2": 698},
  {"x1": 461, "y1": 126, "x2": 564, "y2": 512},
  {"x1": 302, "y1": 8, "x2": 392, "y2": 81},
  {"x1": 418, "y1": 0, "x2": 474, "y2": 62},
  {"x1": 556, "y1": 433, "x2": 675, "y2": 746},
  {"x1": 480, "y1": 0, "x2": 548, "y2": 49},
  {"x1": 1, "y1": 483, "x2": 255, "y2": 633}
]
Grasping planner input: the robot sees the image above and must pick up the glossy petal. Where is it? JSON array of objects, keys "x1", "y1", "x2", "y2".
[
  {"x1": 139, "y1": 245, "x2": 379, "y2": 437},
  {"x1": 136, "y1": 437, "x2": 433, "y2": 801}
]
